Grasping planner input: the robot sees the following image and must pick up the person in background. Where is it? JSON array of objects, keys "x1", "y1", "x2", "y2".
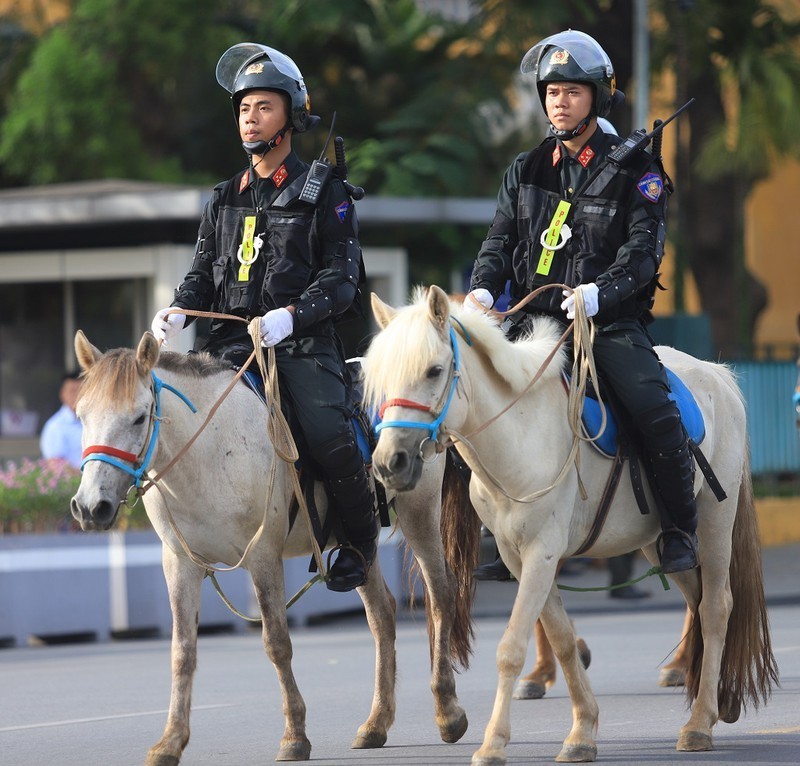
[{"x1": 40, "y1": 371, "x2": 83, "y2": 469}]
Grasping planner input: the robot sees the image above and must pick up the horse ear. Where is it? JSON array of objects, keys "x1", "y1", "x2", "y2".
[
  {"x1": 427, "y1": 285, "x2": 450, "y2": 333},
  {"x1": 74, "y1": 330, "x2": 101, "y2": 371},
  {"x1": 136, "y1": 332, "x2": 161, "y2": 376},
  {"x1": 371, "y1": 292, "x2": 397, "y2": 330}
]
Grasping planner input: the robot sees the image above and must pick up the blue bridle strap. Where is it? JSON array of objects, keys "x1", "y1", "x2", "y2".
[
  {"x1": 80, "y1": 372, "x2": 197, "y2": 488},
  {"x1": 375, "y1": 322, "x2": 467, "y2": 443}
]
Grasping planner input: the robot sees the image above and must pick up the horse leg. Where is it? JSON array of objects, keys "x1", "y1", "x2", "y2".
[
  {"x1": 145, "y1": 551, "x2": 204, "y2": 766},
  {"x1": 472, "y1": 551, "x2": 558, "y2": 766},
  {"x1": 395, "y1": 493, "x2": 469, "y2": 743},
  {"x1": 659, "y1": 606, "x2": 692, "y2": 687},
  {"x1": 352, "y1": 556, "x2": 397, "y2": 749},
  {"x1": 539, "y1": 586, "x2": 599, "y2": 763},
  {"x1": 514, "y1": 560, "x2": 591, "y2": 701},
  {"x1": 513, "y1": 620, "x2": 556, "y2": 699},
  {"x1": 250, "y1": 552, "x2": 311, "y2": 762}
]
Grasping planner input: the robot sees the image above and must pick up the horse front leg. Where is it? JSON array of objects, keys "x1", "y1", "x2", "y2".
[
  {"x1": 145, "y1": 551, "x2": 204, "y2": 766},
  {"x1": 659, "y1": 606, "x2": 692, "y2": 687},
  {"x1": 472, "y1": 550, "x2": 557, "y2": 766},
  {"x1": 395, "y1": 499, "x2": 469, "y2": 743},
  {"x1": 352, "y1": 556, "x2": 397, "y2": 749},
  {"x1": 250, "y1": 552, "x2": 311, "y2": 762},
  {"x1": 514, "y1": 620, "x2": 556, "y2": 699},
  {"x1": 539, "y1": 585, "x2": 599, "y2": 762}
]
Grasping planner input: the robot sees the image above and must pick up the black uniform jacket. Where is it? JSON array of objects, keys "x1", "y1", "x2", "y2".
[
  {"x1": 172, "y1": 151, "x2": 363, "y2": 358},
  {"x1": 470, "y1": 128, "x2": 668, "y2": 326}
]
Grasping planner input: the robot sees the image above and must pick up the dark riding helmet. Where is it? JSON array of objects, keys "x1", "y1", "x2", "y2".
[
  {"x1": 215, "y1": 42, "x2": 318, "y2": 133},
  {"x1": 521, "y1": 30, "x2": 622, "y2": 135}
]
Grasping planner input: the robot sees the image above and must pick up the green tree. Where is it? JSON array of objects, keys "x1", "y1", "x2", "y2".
[{"x1": 654, "y1": 0, "x2": 800, "y2": 357}]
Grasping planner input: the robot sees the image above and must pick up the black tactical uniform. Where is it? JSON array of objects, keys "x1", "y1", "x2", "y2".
[
  {"x1": 469, "y1": 30, "x2": 698, "y2": 573},
  {"x1": 168, "y1": 43, "x2": 377, "y2": 592}
]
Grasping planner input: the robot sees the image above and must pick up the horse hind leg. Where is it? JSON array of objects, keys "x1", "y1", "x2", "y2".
[
  {"x1": 352, "y1": 556, "x2": 397, "y2": 749},
  {"x1": 145, "y1": 554, "x2": 203, "y2": 766}
]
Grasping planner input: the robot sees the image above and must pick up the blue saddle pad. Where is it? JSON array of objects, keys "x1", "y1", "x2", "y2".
[
  {"x1": 242, "y1": 369, "x2": 374, "y2": 464},
  {"x1": 576, "y1": 368, "x2": 705, "y2": 458}
]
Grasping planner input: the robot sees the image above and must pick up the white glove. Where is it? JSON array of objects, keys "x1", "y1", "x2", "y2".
[
  {"x1": 259, "y1": 308, "x2": 294, "y2": 347},
  {"x1": 463, "y1": 288, "x2": 493, "y2": 312},
  {"x1": 150, "y1": 307, "x2": 186, "y2": 343},
  {"x1": 561, "y1": 283, "x2": 600, "y2": 320}
]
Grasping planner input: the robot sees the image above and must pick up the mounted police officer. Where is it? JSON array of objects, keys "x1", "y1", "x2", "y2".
[
  {"x1": 464, "y1": 30, "x2": 698, "y2": 574},
  {"x1": 150, "y1": 43, "x2": 377, "y2": 592}
]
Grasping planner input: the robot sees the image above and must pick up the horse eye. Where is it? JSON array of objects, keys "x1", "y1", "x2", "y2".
[
  {"x1": 133, "y1": 414, "x2": 146, "y2": 426},
  {"x1": 427, "y1": 365, "x2": 443, "y2": 380}
]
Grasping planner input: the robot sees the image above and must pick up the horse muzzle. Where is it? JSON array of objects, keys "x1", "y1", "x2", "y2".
[
  {"x1": 70, "y1": 495, "x2": 119, "y2": 531},
  {"x1": 372, "y1": 446, "x2": 425, "y2": 491}
]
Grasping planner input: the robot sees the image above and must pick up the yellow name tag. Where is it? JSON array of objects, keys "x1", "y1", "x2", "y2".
[
  {"x1": 237, "y1": 215, "x2": 258, "y2": 282},
  {"x1": 535, "y1": 200, "x2": 571, "y2": 276}
]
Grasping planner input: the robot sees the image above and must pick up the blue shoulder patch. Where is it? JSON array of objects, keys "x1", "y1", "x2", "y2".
[{"x1": 637, "y1": 172, "x2": 663, "y2": 203}]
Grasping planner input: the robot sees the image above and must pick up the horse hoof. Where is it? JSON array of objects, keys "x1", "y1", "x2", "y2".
[
  {"x1": 276, "y1": 739, "x2": 312, "y2": 761},
  {"x1": 577, "y1": 638, "x2": 592, "y2": 670},
  {"x1": 556, "y1": 743, "x2": 597, "y2": 762},
  {"x1": 145, "y1": 756, "x2": 180, "y2": 766},
  {"x1": 352, "y1": 729, "x2": 387, "y2": 749},
  {"x1": 719, "y1": 698, "x2": 741, "y2": 724},
  {"x1": 439, "y1": 710, "x2": 468, "y2": 743},
  {"x1": 677, "y1": 731, "x2": 713, "y2": 751},
  {"x1": 513, "y1": 680, "x2": 547, "y2": 699},
  {"x1": 471, "y1": 754, "x2": 506, "y2": 766},
  {"x1": 659, "y1": 667, "x2": 687, "y2": 687}
]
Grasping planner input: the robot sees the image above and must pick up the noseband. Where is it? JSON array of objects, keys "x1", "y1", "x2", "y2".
[
  {"x1": 375, "y1": 321, "x2": 470, "y2": 458},
  {"x1": 81, "y1": 372, "x2": 197, "y2": 489}
]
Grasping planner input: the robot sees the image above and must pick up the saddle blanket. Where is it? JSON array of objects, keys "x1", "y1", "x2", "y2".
[{"x1": 573, "y1": 367, "x2": 705, "y2": 458}]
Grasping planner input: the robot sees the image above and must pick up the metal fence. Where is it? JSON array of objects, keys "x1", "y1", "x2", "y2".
[{"x1": 733, "y1": 361, "x2": 800, "y2": 475}]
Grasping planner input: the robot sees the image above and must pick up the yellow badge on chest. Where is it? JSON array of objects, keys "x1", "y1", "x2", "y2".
[{"x1": 237, "y1": 215, "x2": 262, "y2": 282}]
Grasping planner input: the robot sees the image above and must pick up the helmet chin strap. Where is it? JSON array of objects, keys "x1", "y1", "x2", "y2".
[
  {"x1": 549, "y1": 114, "x2": 593, "y2": 140},
  {"x1": 242, "y1": 125, "x2": 289, "y2": 157}
]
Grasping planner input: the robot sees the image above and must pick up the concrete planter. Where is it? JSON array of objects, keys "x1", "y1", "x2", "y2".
[{"x1": 0, "y1": 528, "x2": 417, "y2": 648}]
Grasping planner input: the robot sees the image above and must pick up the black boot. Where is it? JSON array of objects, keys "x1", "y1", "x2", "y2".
[
  {"x1": 326, "y1": 467, "x2": 378, "y2": 593},
  {"x1": 649, "y1": 440, "x2": 699, "y2": 574},
  {"x1": 474, "y1": 555, "x2": 514, "y2": 582}
]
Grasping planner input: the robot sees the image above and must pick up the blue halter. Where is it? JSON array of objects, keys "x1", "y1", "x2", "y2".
[
  {"x1": 80, "y1": 372, "x2": 197, "y2": 489},
  {"x1": 375, "y1": 320, "x2": 470, "y2": 447}
]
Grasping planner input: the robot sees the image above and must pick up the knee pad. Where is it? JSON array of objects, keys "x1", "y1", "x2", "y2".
[
  {"x1": 636, "y1": 402, "x2": 684, "y2": 454},
  {"x1": 309, "y1": 430, "x2": 362, "y2": 479}
]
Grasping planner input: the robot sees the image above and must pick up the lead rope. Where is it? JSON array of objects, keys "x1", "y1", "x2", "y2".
[
  {"x1": 444, "y1": 284, "x2": 606, "y2": 504},
  {"x1": 134, "y1": 309, "x2": 326, "y2": 605}
]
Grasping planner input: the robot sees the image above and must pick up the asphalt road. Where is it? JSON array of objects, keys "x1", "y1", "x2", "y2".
[{"x1": 1, "y1": 605, "x2": 798, "y2": 766}]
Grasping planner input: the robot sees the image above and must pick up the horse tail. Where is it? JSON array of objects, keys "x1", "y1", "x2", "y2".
[
  {"x1": 434, "y1": 449, "x2": 482, "y2": 669},
  {"x1": 685, "y1": 444, "x2": 779, "y2": 717}
]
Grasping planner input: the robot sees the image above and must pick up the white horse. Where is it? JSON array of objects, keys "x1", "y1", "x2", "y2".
[
  {"x1": 70, "y1": 329, "x2": 478, "y2": 765},
  {"x1": 363, "y1": 286, "x2": 778, "y2": 764}
]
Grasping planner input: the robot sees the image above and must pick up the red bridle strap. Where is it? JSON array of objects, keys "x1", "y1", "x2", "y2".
[
  {"x1": 82, "y1": 445, "x2": 138, "y2": 463},
  {"x1": 378, "y1": 398, "x2": 431, "y2": 420}
]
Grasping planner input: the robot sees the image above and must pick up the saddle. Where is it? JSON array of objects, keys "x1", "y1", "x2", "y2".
[{"x1": 565, "y1": 366, "x2": 726, "y2": 556}]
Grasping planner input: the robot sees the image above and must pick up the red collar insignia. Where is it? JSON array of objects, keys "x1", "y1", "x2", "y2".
[
  {"x1": 577, "y1": 145, "x2": 595, "y2": 168},
  {"x1": 552, "y1": 144, "x2": 562, "y2": 166},
  {"x1": 238, "y1": 169, "x2": 250, "y2": 194},
  {"x1": 272, "y1": 165, "x2": 288, "y2": 188}
]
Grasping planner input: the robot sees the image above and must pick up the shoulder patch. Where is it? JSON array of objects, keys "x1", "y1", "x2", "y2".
[
  {"x1": 636, "y1": 172, "x2": 663, "y2": 203},
  {"x1": 335, "y1": 200, "x2": 350, "y2": 223}
]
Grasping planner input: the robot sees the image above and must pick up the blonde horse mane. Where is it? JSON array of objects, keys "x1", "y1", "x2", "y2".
[{"x1": 363, "y1": 286, "x2": 568, "y2": 411}]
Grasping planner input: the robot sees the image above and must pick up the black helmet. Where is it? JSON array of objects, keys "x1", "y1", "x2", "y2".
[
  {"x1": 216, "y1": 43, "x2": 316, "y2": 133},
  {"x1": 521, "y1": 30, "x2": 619, "y2": 120}
]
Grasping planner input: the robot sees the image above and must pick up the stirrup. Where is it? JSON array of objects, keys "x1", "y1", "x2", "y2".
[{"x1": 656, "y1": 528, "x2": 699, "y2": 573}]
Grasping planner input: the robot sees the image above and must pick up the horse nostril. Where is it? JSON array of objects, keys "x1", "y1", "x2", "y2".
[{"x1": 389, "y1": 451, "x2": 409, "y2": 473}]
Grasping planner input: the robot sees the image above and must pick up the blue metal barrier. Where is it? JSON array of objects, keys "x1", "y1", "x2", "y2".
[{"x1": 733, "y1": 361, "x2": 800, "y2": 475}]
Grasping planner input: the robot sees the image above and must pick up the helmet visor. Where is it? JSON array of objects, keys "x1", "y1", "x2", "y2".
[
  {"x1": 216, "y1": 43, "x2": 304, "y2": 93},
  {"x1": 520, "y1": 30, "x2": 612, "y2": 82}
]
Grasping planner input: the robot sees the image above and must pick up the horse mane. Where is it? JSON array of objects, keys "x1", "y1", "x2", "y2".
[
  {"x1": 80, "y1": 347, "x2": 229, "y2": 411},
  {"x1": 363, "y1": 287, "x2": 567, "y2": 410}
]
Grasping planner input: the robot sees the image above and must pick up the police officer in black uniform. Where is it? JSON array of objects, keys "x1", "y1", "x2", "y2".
[
  {"x1": 464, "y1": 30, "x2": 698, "y2": 574},
  {"x1": 150, "y1": 43, "x2": 377, "y2": 592}
]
